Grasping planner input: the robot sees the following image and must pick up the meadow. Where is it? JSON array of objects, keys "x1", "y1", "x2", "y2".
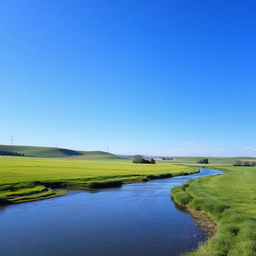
[
  {"x1": 2, "y1": 152, "x2": 255, "y2": 256},
  {"x1": 0, "y1": 156, "x2": 196, "y2": 204},
  {"x1": 172, "y1": 165, "x2": 256, "y2": 256},
  {"x1": 0, "y1": 144, "x2": 123, "y2": 159},
  {"x1": 167, "y1": 156, "x2": 256, "y2": 165}
]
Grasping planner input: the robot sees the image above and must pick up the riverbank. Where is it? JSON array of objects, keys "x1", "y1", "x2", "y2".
[
  {"x1": 171, "y1": 166, "x2": 256, "y2": 256},
  {"x1": 174, "y1": 201, "x2": 217, "y2": 238},
  {"x1": 0, "y1": 156, "x2": 198, "y2": 205},
  {"x1": 0, "y1": 166, "x2": 220, "y2": 256}
]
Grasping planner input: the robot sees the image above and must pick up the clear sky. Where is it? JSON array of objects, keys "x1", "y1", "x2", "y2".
[{"x1": 1, "y1": 0, "x2": 256, "y2": 156}]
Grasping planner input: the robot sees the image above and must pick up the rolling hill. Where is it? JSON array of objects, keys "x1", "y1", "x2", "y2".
[{"x1": 0, "y1": 145, "x2": 122, "y2": 159}]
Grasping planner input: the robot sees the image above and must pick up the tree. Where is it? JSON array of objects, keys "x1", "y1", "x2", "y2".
[
  {"x1": 233, "y1": 160, "x2": 242, "y2": 166},
  {"x1": 197, "y1": 159, "x2": 209, "y2": 164},
  {"x1": 251, "y1": 162, "x2": 256, "y2": 167},
  {"x1": 0, "y1": 150, "x2": 25, "y2": 157},
  {"x1": 132, "y1": 155, "x2": 144, "y2": 163},
  {"x1": 150, "y1": 158, "x2": 156, "y2": 164},
  {"x1": 243, "y1": 161, "x2": 251, "y2": 166},
  {"x1": 132, "y1": 155, "x2": 156, "y2": 164},
  {"x1": 233, "y1": 161, "x2": 256, "y2": 167}
]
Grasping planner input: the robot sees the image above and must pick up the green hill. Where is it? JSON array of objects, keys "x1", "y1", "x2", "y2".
[
  {"x1": 0, "y1": 145, "x2": 122, "y2": 159},
  {"x1": 78, "y1": 150, "x2": 123, "y2": 160}
]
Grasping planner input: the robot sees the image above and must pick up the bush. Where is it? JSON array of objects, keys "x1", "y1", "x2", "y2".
[
  {"x1": 132, "y1": 155, "x2": 155, "y2": 164},
  {"x1": 251, "y1": 162, "x2": 256, "y2": 166},
  {"x1": 233, "y1": 160, "x2": 243, "y2": 166},
  {"x1": 0, "y1": 150, "x2": 25, "y2": 157},
  {"x1": 87, "y1": 180, "x2": 122, "y2": 188},
  {"x1": 150, "y1": 158, "x2": 156, "y2": 164},
  {"x1": 233, "y1": 160, "x2": 256, "y2": 167},
  {"x1": 147, "y1": 173, "x2": 172, "y2": 179},
  {"x1": 172, "y1": 186, "x2": 192, "y2": 205},
  {"x1": 197, "y1": 158, "x2": 209, "y2": 164}
]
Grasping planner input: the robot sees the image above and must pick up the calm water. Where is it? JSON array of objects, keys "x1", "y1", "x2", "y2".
[{"x1": 0, "y1": 168, "x2": 222, "y2": 256}]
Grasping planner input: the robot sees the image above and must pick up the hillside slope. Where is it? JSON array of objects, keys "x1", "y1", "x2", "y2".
[
  {"x1": 0, "y1": 145, "x2": 121, "y2": 159},
  {"x1": 77, "y1": 150, "x2": 123, "y2": 159}
]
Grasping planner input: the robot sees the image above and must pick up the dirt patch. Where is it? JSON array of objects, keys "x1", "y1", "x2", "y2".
[
  {"x1": 188, "y1": 209, "x2": 217, "y2": 238},
  {"x1": 174, "y1": 201, "x2": 216, "y2": 238}
]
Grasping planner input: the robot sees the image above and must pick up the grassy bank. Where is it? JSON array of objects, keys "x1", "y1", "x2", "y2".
[
  {"x1": 172, "y1": 165, "x2": 256, "y2": 256},
  {"x1": 0, "y1": 156, "x2": 196, "y2": 204}
]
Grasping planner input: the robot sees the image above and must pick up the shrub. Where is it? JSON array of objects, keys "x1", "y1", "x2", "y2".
[
  {"x1": 172, "y1": 186, "x2": 192, "y2": 205},
  {"x1": 233, "y1": 160, "x2": 243, "y2": 166},
  {"x1": 233, "y1": 161, "x2": 256, "y2": 166},
  {"x1": 87, "y1": 180, "x2": 123, "y2": 188},
  {"x1": 243, "y1": 161, "x2": 251, "y2": 166},
  {"x1": 147, "y1": 173, "x2": 172, "y2": 179},
  {"x1": 132, "y1": 155, "x2": 156, "y2": 164},
  {"x1": 197, "y1": 159, "x2": 209, "y2": 164},
  {"x1": 150, "y1": 158, "x2": 156, "y2": 164},
  {"x1": 0, "y1": 150, "x2": 25, "y2": 156}
]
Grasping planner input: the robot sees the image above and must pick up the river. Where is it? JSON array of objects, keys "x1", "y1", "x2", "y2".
[{"x1": 0, "y1": 168, "x2": 222, "y2": 256}]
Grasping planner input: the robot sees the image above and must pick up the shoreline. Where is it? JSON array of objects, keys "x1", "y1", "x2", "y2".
[
  {"x1": 0, "y1": 169, "x2": 200, "y2": 206},
  {"x1": 173, "y1": 199, "x2": 217, "y2": 238},
  {"x1": 170, "y1": 168, "x2": 225, "y2": 254}
]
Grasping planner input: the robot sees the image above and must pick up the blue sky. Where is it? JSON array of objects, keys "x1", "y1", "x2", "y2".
[{"x1": 1, "y1": 0, "x2": 256, "y2": 156}]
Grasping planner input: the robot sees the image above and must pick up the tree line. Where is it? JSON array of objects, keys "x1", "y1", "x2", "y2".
[
  {"x1": 233, "y1": 160, "x2": 256, "y2": 167},
  {"x1": 0, "y1": 150, "x2": 25, "y2": 156}
]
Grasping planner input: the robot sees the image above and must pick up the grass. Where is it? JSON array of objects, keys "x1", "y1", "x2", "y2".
[
  {"x1": 172, "y1": 165, "x2": 256, "y2": 256},
  {"x1": 165, "y1": 157, "x2": 256, "y2": 165},
  {"x1": 0, "y1": 144, "x2": 123, "y2": 159},
  {"x1": 0, "y1": 156, "x2": 196, "y2": 204}
]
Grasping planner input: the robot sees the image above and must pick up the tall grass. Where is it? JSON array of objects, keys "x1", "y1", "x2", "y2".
[{"x1": 172, "y1": 166, "x2": 256, "y2": 256}]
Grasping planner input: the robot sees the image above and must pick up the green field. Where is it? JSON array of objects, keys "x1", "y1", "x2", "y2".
[
  {"x1": 172, "y1": 165, "x2": 256, "y2": 256},
  {"x1": 0, "y1": 145, "x2": 123, "y2": 159},
  {"x1": 0, "y1": 156, "x2": 196, "y2": 204},
  {"x1": 167, "y1": 157, "x2": 256, "y2": 165},
  {"x1": 2, "y1": 150, "x2": 255, "y2": 256}
]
